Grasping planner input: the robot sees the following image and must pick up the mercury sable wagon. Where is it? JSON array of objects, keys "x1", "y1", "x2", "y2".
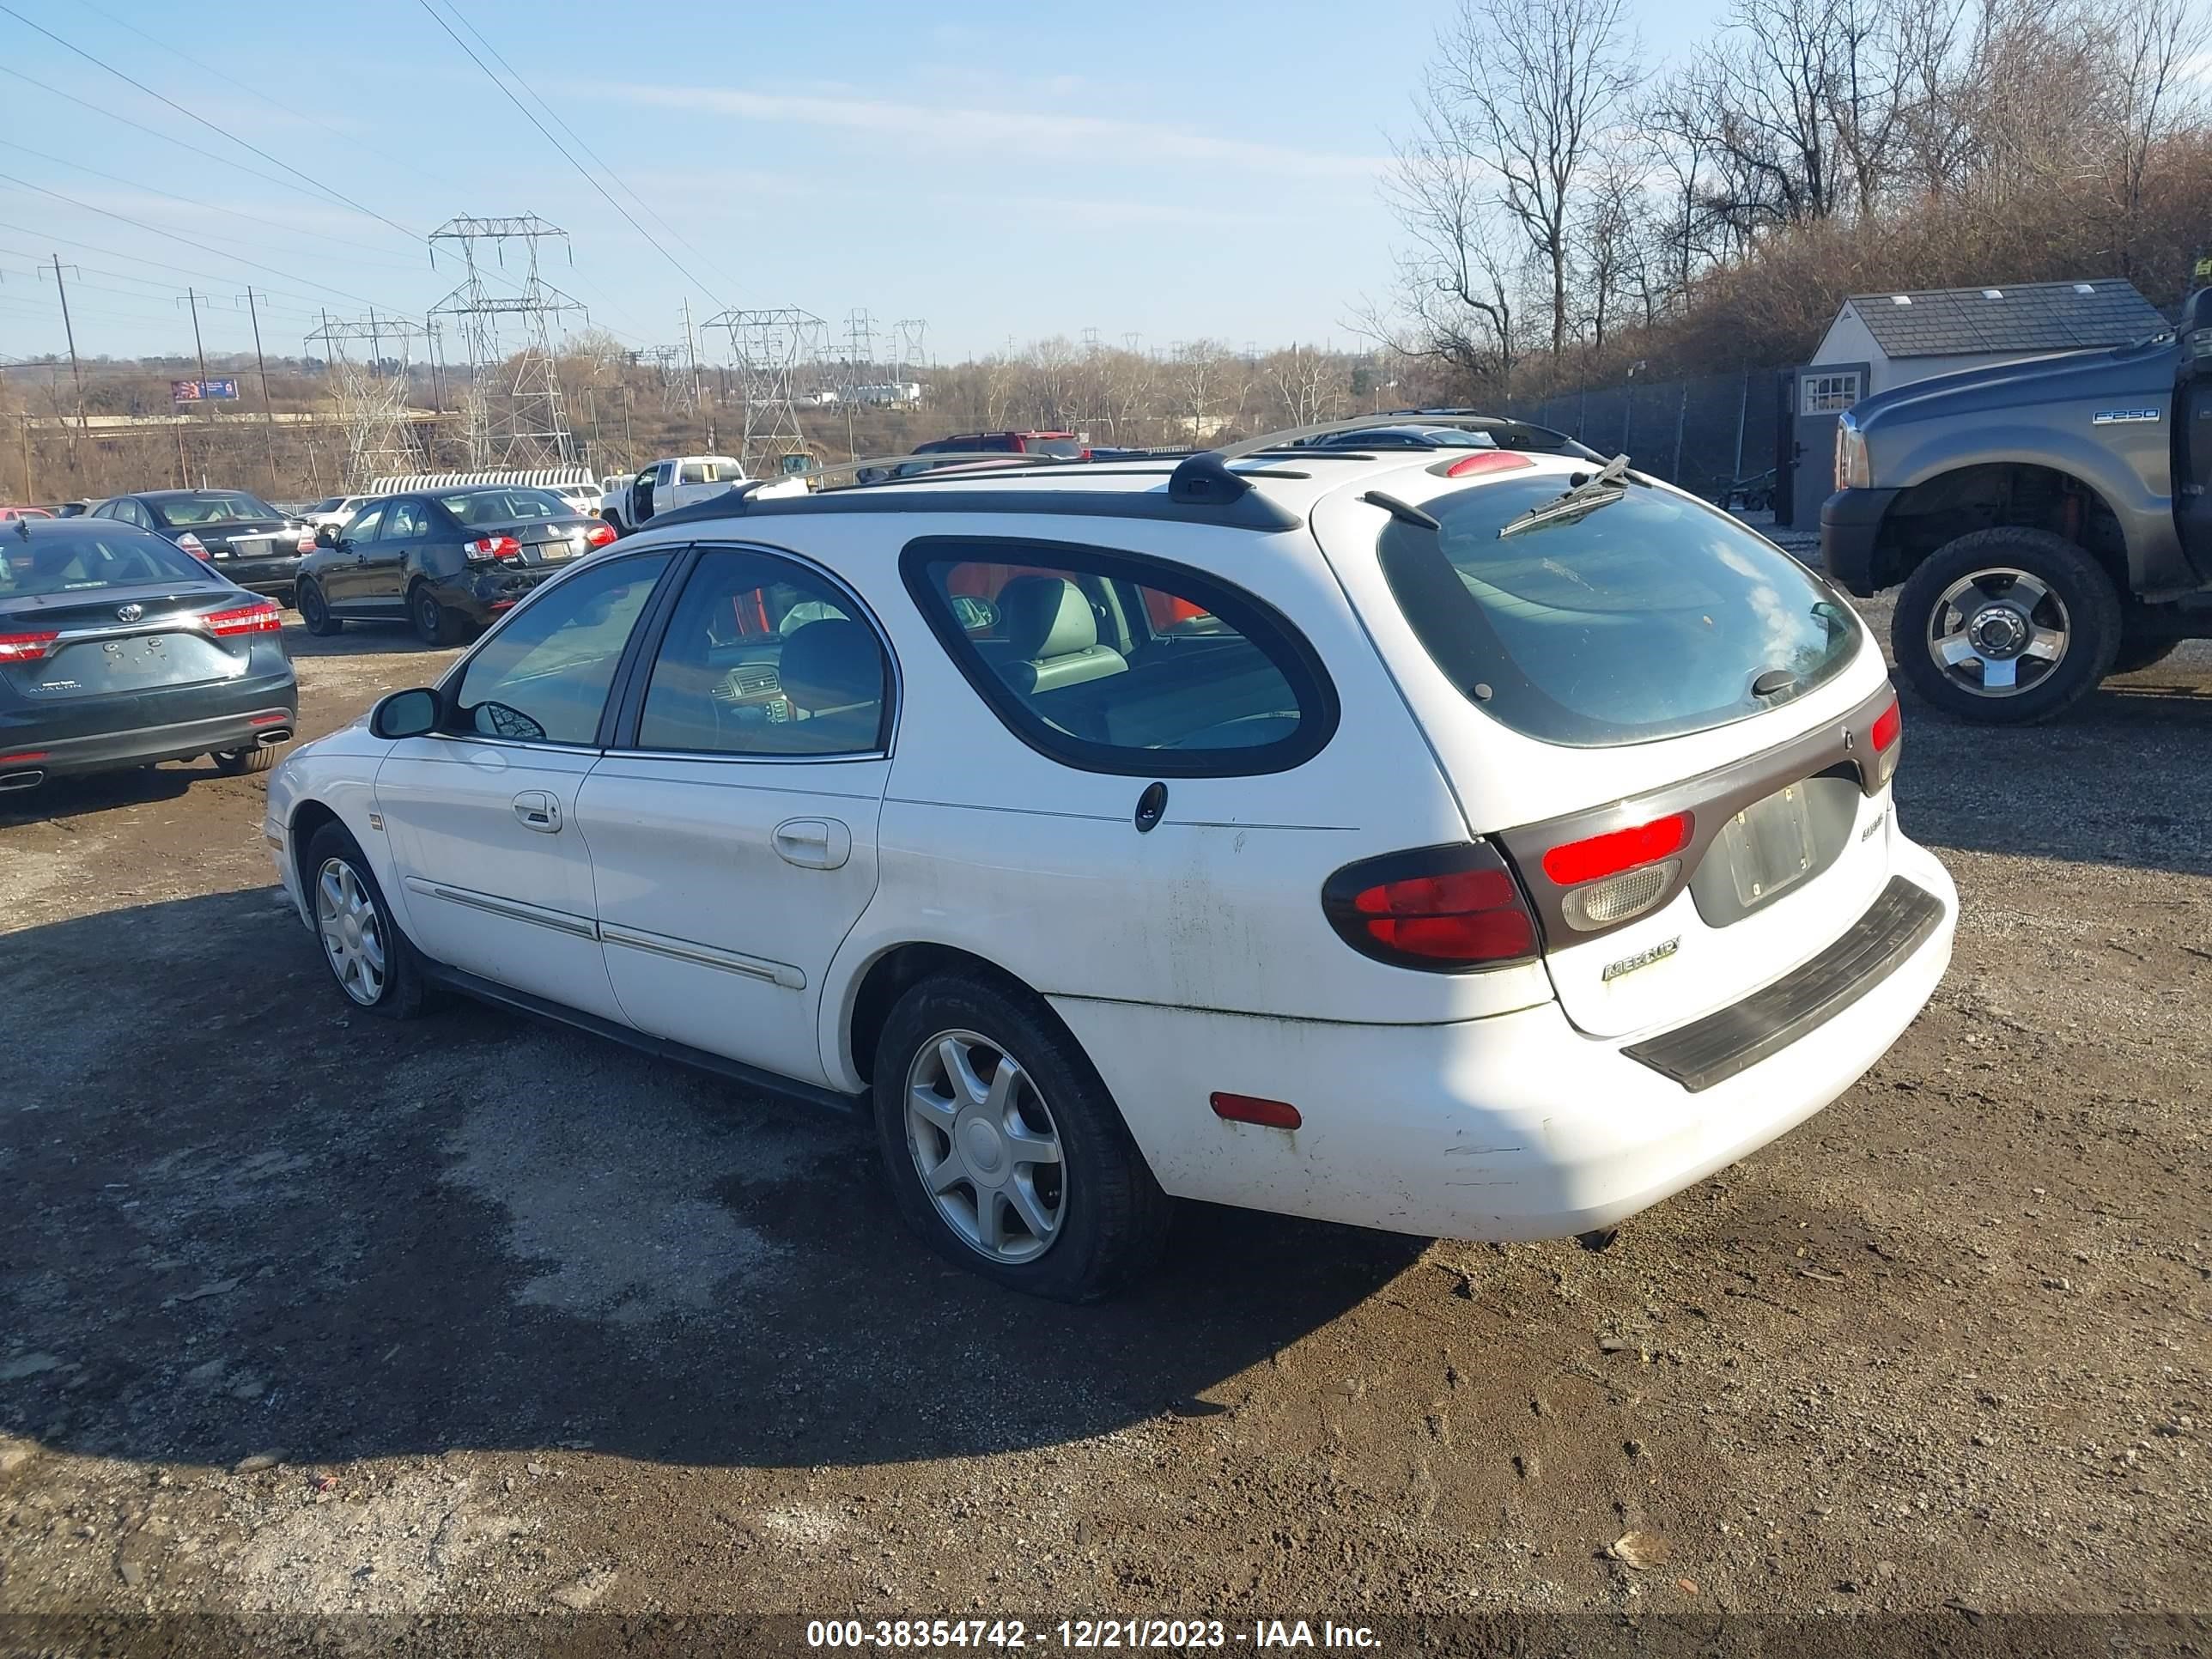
[{"x1": 266, "y1": 423, "x2": 1955, "y2": 1301}]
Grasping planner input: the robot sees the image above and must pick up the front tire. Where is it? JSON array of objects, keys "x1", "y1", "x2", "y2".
[
  {"x1": 411, "y1": 583, "x2": 469, "y2": 647},
  {"x1": 297, "y1": 578, "x2": 342, "y2": 636},
  {"x1": 872, "y1": 974, "x2": 1170, "y2": 1303},
  {"x1": 1892, "y1": 527, "x2": 2120, "y2": 725},
  {"x1": 301, "y1": 823, "x2": 426, "y2": 1018}
]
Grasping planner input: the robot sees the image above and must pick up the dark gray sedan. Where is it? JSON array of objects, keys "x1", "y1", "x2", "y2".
[{"x1": 0, "y1": 518, "x2": 297, "y2": 794}]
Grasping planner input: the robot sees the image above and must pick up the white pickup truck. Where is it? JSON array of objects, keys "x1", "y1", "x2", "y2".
[{"x1": 601, "y1": 455, "x2": 751, "y2": 534}]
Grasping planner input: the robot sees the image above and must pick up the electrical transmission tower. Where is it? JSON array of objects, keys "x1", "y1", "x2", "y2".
[
  {"x1": 428, "y1": 215, "x2": 584, "y2": 468},
  {"x1": 707, "y1": 307, "x2": 824, "y2": 474},
  {"x1": 842, "y1": 308, "x2": 877, "y2": 387},
  {"x1": 307, "y1": 311, "x2": 422, "y2": 487},
  {"x1": 891, "y1": 318, "x2": 929, "y2": 381}
]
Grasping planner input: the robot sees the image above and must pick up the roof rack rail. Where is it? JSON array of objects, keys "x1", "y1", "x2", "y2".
[
  {"x1": 635, "y1": 447, "x2": 1306, "y2": 534},
  {"x1": 1166, "y1": 411, "x2": 1582, "y2": 507}
]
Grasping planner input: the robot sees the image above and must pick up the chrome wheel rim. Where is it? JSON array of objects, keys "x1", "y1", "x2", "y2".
[
  {"x1": 1926, "y1": 567, "x2": 2069, "y2": 697},
  {"x1": 904, "y1": 1029, "x2": 1066, "y2": 1264},
  {"x1": 315, "y1": 856, "x2": 386, "y2": 1006}
]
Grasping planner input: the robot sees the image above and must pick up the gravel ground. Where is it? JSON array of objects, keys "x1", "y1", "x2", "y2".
[{"x1": 2, "y1": 595, "x2": 2208, "y2": 1653}]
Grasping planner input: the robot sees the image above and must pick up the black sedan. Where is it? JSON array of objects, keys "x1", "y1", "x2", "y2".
[
  {"x1": 0, "y1": 518, "x2": 296, "y2": 793},
  {"x1": 83, "y1": 489, "x2": 315, "y2": 601},
  {"x1": 295, "y1": 484, "x2": 617, "y2": 645}
]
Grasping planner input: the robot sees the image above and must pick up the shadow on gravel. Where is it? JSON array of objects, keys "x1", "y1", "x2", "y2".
[
  {"x1": 282, "y1": 623, "x2": 465, "y2": 660},
  {"x1": 0, "y1": 760, "x2": 243, "y2": 829},
  {"x1": 0, "y1": 890, "x2": 1425, "y2": 1477},
  {"x1": 1890, "y1": 676, "x2": 2212, "y2": 878}
]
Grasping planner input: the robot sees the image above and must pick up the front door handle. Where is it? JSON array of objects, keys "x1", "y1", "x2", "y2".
[
  {"x1": 772, "y1": 817, "x2": 850, "y2": 870},
  {"x1": 513, "y1": 791, "x2": 561, "y2": 833}
]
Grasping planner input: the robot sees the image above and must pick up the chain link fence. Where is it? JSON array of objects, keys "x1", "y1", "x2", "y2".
[{"x1": 1500, "y1": 368, "x2": 1790, "y2": 508}]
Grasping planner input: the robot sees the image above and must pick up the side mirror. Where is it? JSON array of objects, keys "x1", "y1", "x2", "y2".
[
  {"x1": 314, "y1": 523, "x2": 339, "y2": 548},
  {"x1": 369, "y1": 687, "x2": 443, "y2": 740}
]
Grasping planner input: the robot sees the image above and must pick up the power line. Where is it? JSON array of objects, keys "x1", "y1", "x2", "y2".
[
  {"x1": 437, "y1": 0, "x2": 744, "y2": 308},
  {"x1": 413, "y1": 0, "x2": 730, "y2": 310},
  {"x1": 0, "y1": 217, "x2": 392, "y2": 317},
  {"x1": 0, "y1": 174, "x2": 393, "y2": 310},
  {"x1": 0, "y1": 140, "x2": 431, "y2": 273},
  {"x1": 0, "y1": 4, "x2": 420, "y2": 243}
]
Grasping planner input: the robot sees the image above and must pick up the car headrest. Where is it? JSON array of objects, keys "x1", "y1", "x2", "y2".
[
  {"x1": 999, "y1": 576, "x2": 1097, "y2": 659},
  {"x1": 780, "y1": 618, "x2": 884, "y2": 714}
]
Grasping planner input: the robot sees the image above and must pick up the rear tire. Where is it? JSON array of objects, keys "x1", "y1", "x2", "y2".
[
  {"x1": 871, "y1": 973, "x2": 1171, "y2": 1303},
  {"x1": 301, "y1": 822, "x2": 425, "y2": 1018},
  {"x1": 297, "y1": 578, "x2": 342, "y2": 636},
  {"x1": 410, "y1": 583, "x2": 469, "y2": 647},
  {"x1": 1892, "y1": 527, "x2": 2120, "y2": 725},
  {"x1": 214, "y1": 744, "x2": 278, "y2": 775},
  {"x1": 2108, "y1": 635, "x2": 2180, "y2": 676}
]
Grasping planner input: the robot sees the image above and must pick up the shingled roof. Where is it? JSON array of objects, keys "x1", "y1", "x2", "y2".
[{"x1": 1843, "y1": 279, "x2": 2166, "y2": 359}]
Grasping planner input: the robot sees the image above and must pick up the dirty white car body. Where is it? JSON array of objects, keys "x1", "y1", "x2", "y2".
[{"x1": 264, "y1": 434, "x2": 1957, "y2": 1299}]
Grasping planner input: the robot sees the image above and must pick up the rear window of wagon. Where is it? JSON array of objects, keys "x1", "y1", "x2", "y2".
[{"x1": 1376, "y1": 473, "x2": 1861, "y2": 746}]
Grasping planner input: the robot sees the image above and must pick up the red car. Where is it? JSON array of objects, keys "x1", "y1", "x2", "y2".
[{"x1": 0, "y1": 506, "x2": 55, "y2": 522}]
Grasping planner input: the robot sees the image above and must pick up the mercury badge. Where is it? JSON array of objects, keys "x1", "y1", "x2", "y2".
[{"x1": 1602, "y1": 936, "x2": 1680, "y2": 983}]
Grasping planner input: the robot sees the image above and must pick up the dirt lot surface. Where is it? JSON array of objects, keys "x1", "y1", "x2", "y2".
[{"x1": 3, "y1": 597, "x2": 2209, "y2": 1652}]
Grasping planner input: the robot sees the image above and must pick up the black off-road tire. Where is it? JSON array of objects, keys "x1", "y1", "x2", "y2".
[
  {"x1": 214, "y1": 744, "x2": 278, "y2": 775},
  {"x1": 872, "y1": 973, "x2": 1172, "y2": 1303},
  {"x1": 1892, "y1": 527, "x2": 2121, "y2": 725},
  {"x1": 2108, "y1": 635, "x2": 2181, "y2": 676},
  {"x1": 296, "y1": 578, "x2": 343, "y2": 636},
  {"x1": 301, "y1": 821, "x2": 428, "y2": 1019}
]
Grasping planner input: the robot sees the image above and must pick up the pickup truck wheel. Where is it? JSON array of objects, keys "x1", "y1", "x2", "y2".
[
  {"x1": 872, "y1": 973, "x2": 1171, "y2": 1303},
  {"x1": 1893, "y1": 528, "x2": 2120, "y2": 725}
]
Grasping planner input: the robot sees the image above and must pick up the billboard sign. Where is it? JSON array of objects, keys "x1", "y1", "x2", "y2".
[{"x1": 170, "y1": 379, "x2": 240, "y2": 404}]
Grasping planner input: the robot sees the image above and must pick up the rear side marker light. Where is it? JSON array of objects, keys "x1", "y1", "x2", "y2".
[
  {"x1": 1210, "y1": 1092, "x2": 1302, "y2": 1130},
  {"x1": 205, "y1": 602, "x2": 283, "y2": 637},
  {"x1": 1444, "y1": 451, "x2": 1535, "y2": 477},
  {"x1": 248, "y1": 712, "x2": 289, "y2": 726},
  {"x1": 1322, "y1": 842, "x2": 1540, "y2": 970},
  {"x1": 1542, "y1": 812, "x2": 1693, "y2": 886},
  {"x1": 0, "y1": 750, "x2": 48, "y2": 764},
  {"x1": 0, "y1": 630, "x2": 59, "y2": 663}
]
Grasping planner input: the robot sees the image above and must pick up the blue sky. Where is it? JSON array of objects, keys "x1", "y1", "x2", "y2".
[{"x1": 0, "y1": 0, "x2": 1727, "y2": 367}]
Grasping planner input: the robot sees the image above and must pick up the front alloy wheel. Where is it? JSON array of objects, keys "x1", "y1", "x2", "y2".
[
  {"x1": 1925, "y1": 567, "x2": 2069, "y2": 697},
  {"x1": 904, "y1": 1030, "x2": 1066, "y2": 1263},
  {"x1": 315, "y1": 855, "x2": 389, "y2": 1006}
]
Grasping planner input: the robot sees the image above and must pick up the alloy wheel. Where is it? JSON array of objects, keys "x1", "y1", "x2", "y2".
[
  {"x1": 315, "y1": 856, "x2": 387, "y2": 1006},
  {"x1": 1925, "y1": 567, "x2": 2070, "y2": 697},
  {"x1": 904, "y1": 1029, "x2": 1066, "y2": 1263}
]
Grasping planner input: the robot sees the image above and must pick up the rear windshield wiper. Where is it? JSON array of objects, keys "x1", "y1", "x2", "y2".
[{"x1": 1497, "y1": 453, "x2": 1632, "y2": 540}]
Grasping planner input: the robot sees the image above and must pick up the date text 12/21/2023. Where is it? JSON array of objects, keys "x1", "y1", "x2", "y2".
[{"x1": 804, "y1": 1619, "x2": 1382, "y2": 1650}]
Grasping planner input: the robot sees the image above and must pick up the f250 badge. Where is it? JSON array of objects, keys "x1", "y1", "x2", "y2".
[
  {"x1": 2091, "y1": 408, "x2": 2161, "y2": 424},
  {"x1": 1602, "y1": 936, "x2": 1680, "y2": 982}
]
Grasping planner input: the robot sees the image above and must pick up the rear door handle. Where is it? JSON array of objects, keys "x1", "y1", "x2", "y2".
[
  {"x1": 772, "y1": 817, "x2": 850, "y2": 870},
  {"x1": 513, "y1": 791, "x2": 561, "y2": 833}
]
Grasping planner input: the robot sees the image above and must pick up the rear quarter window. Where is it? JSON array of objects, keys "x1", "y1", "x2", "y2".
[
  {"x1": 1376, "y1": 473, "x2": 1862, "y2": 746},
  {"x1": 901, "y1": 538, "x2": 1339, "y2": 777}
]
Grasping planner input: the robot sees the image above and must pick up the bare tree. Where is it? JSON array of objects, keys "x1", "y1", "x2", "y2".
[{"x1": 1427, "y1": 0, "x2": 1639, "y2": 359}]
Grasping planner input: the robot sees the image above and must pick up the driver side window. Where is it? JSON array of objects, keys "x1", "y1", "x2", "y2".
[{"x1": 450, "y1": 553, "x2": 672, "y2": 745}]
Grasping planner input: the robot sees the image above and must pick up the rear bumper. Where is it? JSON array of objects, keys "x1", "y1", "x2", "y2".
[
  {"x1": 210, "y1": 553, "x2": 303, "y2": 596},
  {"x1": 435, "y1": 563, "x2": 566, "y2": 623},
  {"x1": 3, "y1": 695, "x2": 298, "y2": 781},
  {"x1": 1054, "y1": 836, "x2": 1957, "y2": 1243},
  {"x1": 1819, "y1": 487, "x2": 1902, "y2": 597}
]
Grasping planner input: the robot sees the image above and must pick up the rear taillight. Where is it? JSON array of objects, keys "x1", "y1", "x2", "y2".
[
  {"x1": 1868, "y1": 696, "x2": 1901, "y2": 787},
  {"x1": 0, "y1": 630, "x2": 59, "y2": 663},
  {"x1": 1322, "y1": 843, "x2": 1539, "y2": 970},
  {"x1": 585, "y1": 522, "x2": 617, "y2": 548},
  {"x1": 175, "y1": 532, "x2": 210, "y2": 561},
  {"x1": 1541, "y1": 811, "x2": 1694, "y2": 933},
  {"x1": 295, "y1": 532, "x2": 317, "y2": 553},
  {"x1": 204, "y1": 600, "x2": 283, "y2": 637},
  {"x1": 465, "y1": 535, "x2": 523, "y2": 562}
]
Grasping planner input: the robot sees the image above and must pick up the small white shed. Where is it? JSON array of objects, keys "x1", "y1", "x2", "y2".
[{"x1": 1809, "y1": 278, "x2": 2166, "y2": 398}]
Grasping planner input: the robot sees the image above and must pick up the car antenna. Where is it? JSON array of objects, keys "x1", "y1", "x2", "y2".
[{"x1": 1496, "y1": 452, "x2": 1633, "y2": 540}]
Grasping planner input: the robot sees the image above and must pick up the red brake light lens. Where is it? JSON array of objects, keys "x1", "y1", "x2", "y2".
[
  {"x1": 204, "y1": 601, "x2": 283, "y2": 637},
  {"x1": 0, "y1": 629, "x2": 60, "y2": 663},
  {"x1": 1209, "y1": 1092, "x2": 1303, "y2": 1130},
  {"x1": 1444, "y1": 450, "x2": 1534, "y2": 477},
  {"x1": 585, "y1": 522, "x2": 617, "y2": 548},
  {"x1": 1870, "y1": 698, "x2": 1900, "y2": 754},
  {"x1": 465, "y1": 535, "x2": 523, "y2": 562},
  {"x1": 1323, "y1": 845, "x2": 1539, "y2": 969},
  {"x1": 1541, "y1": 812, "x2": 1693, "y2": 886}
]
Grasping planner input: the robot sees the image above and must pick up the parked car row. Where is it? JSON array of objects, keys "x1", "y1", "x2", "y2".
[{"x1": 261, "y1": 416, "x2": 1956, "y2": 1303}]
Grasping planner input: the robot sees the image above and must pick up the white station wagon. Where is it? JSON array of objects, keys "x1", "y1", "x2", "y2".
[{"x1": 266, "y1": 425, "x2": 1957, "y2": 1301}]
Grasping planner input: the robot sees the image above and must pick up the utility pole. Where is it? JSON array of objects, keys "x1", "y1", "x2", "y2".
[
  {"x1": 180, "y1": 288, "x2": 211, "y2": 484},
  {"x1": 681, "y1": 299, "x2": 710, "y2": 450},
  {"x1": 238, "y1": 289, "x2": 279, "y2": 495},
  {"x1": 46, "y1": 257, "x2": 87, "y2": 459}
]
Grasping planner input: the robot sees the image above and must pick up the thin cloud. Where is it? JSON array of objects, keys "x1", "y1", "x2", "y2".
[{"x1": 580, "y1": 78, "x2": 1386, "y2": 180}]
